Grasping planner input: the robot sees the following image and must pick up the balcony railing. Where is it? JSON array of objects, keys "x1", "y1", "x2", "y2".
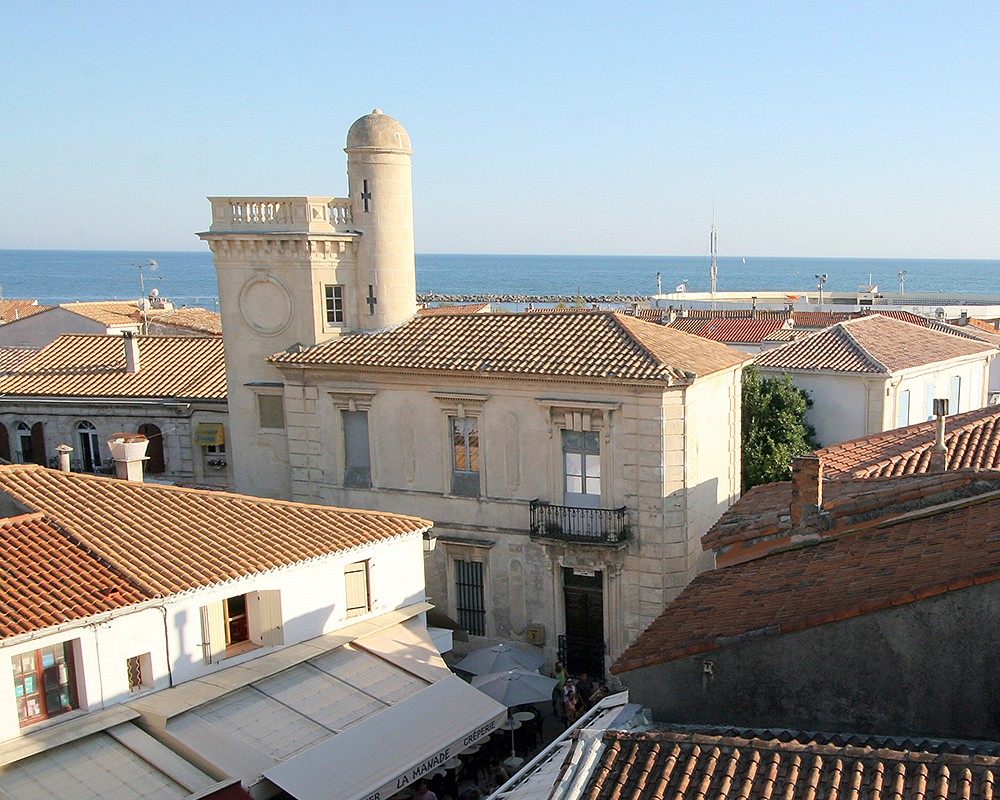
[
  {"x1": 207, "y1": 197, "x2": 355, "y2": 233},
  {"x1": 529, "y1": 500, "x2": 628, "y2": 545}
]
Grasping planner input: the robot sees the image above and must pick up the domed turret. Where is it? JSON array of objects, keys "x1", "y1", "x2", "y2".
[
  {"x1": 346, "y1": 108, "x2": 412, "y2": 154},
  {"x1": 346, "y1": 109, "x2": 416, "y2": 330}
]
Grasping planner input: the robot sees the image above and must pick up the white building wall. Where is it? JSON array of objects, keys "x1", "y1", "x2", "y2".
[
  {"x1": 0, "y1": 309, "x2": 118, "y2": 349},
  {"x1": 0, "y1": 533, "x2": 423, "y2": 741}
]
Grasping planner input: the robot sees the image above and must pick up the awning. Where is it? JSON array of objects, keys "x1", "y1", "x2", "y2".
[
  {"x1": 264, "y1": 674, "x2": 507, "y2": 800},
  {"x1": 194, "y1": 423, "x2": 225, "y2": 447}
]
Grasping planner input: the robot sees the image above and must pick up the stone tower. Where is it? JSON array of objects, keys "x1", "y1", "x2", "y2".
[
  {"x1": 346, "y1": 108, "x2": 417, "y2": 329},
  {"x1": 198, "y1": 109, "x2": 416, "y2": 498}
]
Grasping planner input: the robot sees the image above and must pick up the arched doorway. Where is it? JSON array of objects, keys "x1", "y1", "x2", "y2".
[
  {"x1": 76, "y1": 421, "x2": 101, "y2": 472},
  {"x1": 138, "y1": 423, "x2": 165, "y2": 474}
]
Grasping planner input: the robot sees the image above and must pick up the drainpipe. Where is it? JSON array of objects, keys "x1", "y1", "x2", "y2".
[{"x1": 929, "y1": 398, "x2": 949, "y2": 472}]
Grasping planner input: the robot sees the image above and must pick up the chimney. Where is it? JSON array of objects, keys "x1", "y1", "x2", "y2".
[
  {"x1": 929, "y1": 398, "x2": 949, "y2": 472},
  {"x1": 123, "y1": 331, "x2": 140, "y2": 373},
  {"x1": 667, "y1": 305, "x2": 677, "y2": 324},
  {"x1": 107, "y1": 433, "x2": 149, "y2": 482},
  {"x1": 55, "y1": 444, "x2": 73, "y2": 472},
  {"x1": 790, "y1": 455, "x2": 823, "y2": 528},
  {"x1": 959, "y1": 310, "x2": 969, "y2": 326},
  {"x1": 751, "y1": 296, "x2": 758, "y2": 319}
]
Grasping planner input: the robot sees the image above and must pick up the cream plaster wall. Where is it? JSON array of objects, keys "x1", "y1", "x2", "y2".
[
  {"x1": 0, "y1": 309, "x2": 121, "y2": 349},
  {"x1": 277, "y1": 363, "x2": 744, "y2": 672}
]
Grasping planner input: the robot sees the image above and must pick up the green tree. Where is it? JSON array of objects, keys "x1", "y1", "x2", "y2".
[{"x1": 741, "y1": 365, "x2": 819, "y2": 492}]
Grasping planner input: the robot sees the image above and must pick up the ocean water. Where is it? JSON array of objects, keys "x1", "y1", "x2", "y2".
[{"x1": 1, "y1": 249, "x2": 999, "y2": 307}]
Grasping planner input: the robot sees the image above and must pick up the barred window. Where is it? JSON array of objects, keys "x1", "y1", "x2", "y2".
[{"x1": 455, "y1": 559, "x2": 486, "y2": 636}]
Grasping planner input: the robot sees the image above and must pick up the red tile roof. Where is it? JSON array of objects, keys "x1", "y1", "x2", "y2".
[
  {"x1": 0, "y1": 334, "x2": 227, "y2": 400},
  {"x1": 143, "y1": 307, "x2": 223, "y2": 335},
  {"x1": 0, "y1": 513, "x2": 149, "y2": 637},
  {"x1": 696, "y1": 317, "x2": 789, "y2": 344},
  {"x1": 0, "y1": 465, "x2": 431, "y2": 628},
  {"x1": 0, "y1": 300, "x2": 49, "y2": 324},
  {"x1": 578, "y1": 729, "x2": 1000, "y2": 800},
  {"x1": 789, "y1": 310, "x2": 857, "y2": 328},
  {"x1": 665, "y1": 317, "x2": 710, "y2": 335},
  {"x1": 682, "y1": 309, "x2": 790, "y2": 320},
  {"x1": 0, "y1": 347, "x2": 39, "y2": 374},
  {"x1": 755, "y1": 315, "x2": 995, "y2": 374},
  {"x1": 417, "y1": 303, "x2": 491, "y2": 316},
  {"x1": 613, "y1": 474, "x2": 1000, "y2": 673},
  {"x1": 270, "y1": 311, "x2": 750, "y2": 383},
  {"x1": 817, "y1": 405, "x2": 1000, "y2": 478}
]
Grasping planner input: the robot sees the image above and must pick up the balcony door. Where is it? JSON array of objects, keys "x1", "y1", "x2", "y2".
[{"x1": 563, "y1": 430, "x2": 601, "y2": 508}]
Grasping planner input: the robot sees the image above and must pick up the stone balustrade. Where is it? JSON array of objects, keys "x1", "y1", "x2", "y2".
[{"x1": 207, "y1": 197, "x2": 355, "y2": 233}]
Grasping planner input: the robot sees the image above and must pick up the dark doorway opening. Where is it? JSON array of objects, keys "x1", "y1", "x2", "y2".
[{"x1": 562, "y1": 567, "x2": 605, "y2": 678}]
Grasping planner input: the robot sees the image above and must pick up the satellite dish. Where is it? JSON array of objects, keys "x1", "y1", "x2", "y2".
[
  {"x1": 137, "y1": 298, "x2": 151, "y2": 311},
  {"x1": 149, "y1": 259, "x2": 159, "y2": 271},
  {"x1": 150, "y1": 287, "x2": 160, "y2": 298}
]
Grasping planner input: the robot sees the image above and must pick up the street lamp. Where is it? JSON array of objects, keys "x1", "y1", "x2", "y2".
[
  {"x1": 898, "y1": 270, "x2": 907, "y2": 294},
  {"x1": 815, "y1": 273, "x2": 828, "y2": 307}
]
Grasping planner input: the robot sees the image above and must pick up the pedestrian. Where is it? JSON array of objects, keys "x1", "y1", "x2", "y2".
[
  {"x1": 550, "y1": 661, "x2": 567, "y2": 717},
  {"x1": 414, "y1": 780, "x2": 438, "y2": 800},
  {"x1": 576, "y1": 672, "x2": 595, "y2": 712}
]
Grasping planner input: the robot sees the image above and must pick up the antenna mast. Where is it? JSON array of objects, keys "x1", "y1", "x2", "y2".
[{"x1": 710, "y1": 211, "x2": 718, "y2": 310}]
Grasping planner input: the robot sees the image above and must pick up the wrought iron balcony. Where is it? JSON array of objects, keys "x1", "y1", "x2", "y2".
[{"x1": 529, "y1": 500, "x2": 629, "y2": 545}]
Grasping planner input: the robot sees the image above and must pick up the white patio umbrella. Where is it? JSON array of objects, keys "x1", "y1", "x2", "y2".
[
  {"x1": 454, "y1": 643, "x2": 546, "y2": 676},
  {"x1": 471, "y1": 669, "x2": 558, "y2": 765}
]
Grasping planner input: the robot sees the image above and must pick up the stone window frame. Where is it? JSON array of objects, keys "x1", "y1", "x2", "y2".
[
  {"x1": 432, "y1": 393, "x2": 489, "y2": 498},
  {"x1": 322, "y1": 283, "x2": 346, "y2": 331},
  {"x1": 536, "y1": 399, "x2": 620, "y2": 507},
  {"x1": 329, "y1": 390, "x2": 379, "y2": 489},
  {"x1": 441, "y1": 538, "x2": 494, "y2": 639}
]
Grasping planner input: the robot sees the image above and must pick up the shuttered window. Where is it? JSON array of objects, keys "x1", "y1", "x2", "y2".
[
  {"x1": 345, "y1": 561, "x2": 371, "y2": 617},
  {"x1": 455, "y1": 559, "x2": 486, "y2": 636},
  {"x1": 200, "y1": 590, "x2": 284, "y2": 664}
]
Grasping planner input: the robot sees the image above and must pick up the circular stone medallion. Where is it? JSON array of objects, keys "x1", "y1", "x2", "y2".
[{"x1": 238, "y1": 275, "x2": 293, "y2": 335}]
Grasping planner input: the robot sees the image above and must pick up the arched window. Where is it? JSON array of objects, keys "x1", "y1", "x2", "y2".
[
  {"x1": 0, "y1": 422, "x2": 10, "y2": 462},
  {"x1": 15, "y1": 423, "x2": 33, "y2": 465},
  {"x1": 77, "y1": 421, "x2": 102, "y2": 472},
  {"x1": 138, "y1": 423, "x2": 165, "y2": 474}
]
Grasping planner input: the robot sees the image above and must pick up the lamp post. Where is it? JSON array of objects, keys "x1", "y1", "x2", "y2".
[
  {"x1": 898, "y1": 270, "x2": 907, "y2": 295},
  {"x1": 815, "y1": 273, "x2": 828, "y2": 307}
]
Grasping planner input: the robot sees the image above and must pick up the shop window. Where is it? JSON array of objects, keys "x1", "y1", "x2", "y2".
[
  {"x1": 454, "y1": 559, "x2": 486, "y2": 636},
  {"x1": 200, "y1": 590, "x2": 283, "y2": 663},
  {"x1": 12, "y1": 641, "x2": 78, "y2": 727},
  {"x1": 345, "y1": 560, "x2": 371, "y2": 617},
  {"x1": 450, "y1": 416, "x2": 481, "y2": 497}
]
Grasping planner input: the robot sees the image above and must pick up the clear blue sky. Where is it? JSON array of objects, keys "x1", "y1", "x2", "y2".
[{"x1": 3, "y1": 2, "x2": 998, "y2": 258}]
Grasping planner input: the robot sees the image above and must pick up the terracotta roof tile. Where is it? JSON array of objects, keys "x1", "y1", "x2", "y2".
[
  {"x1": 0, "y1": 334, "x2": 226, "y2": 399},
  {"x1": 755, "y1": 315, "x2": 994, "y2": 374},
  {"x1": 817, "y1": 406, "x2": 1000, "y2": 478},
  {"x1": 270, "y1": 311, "x2": 750, "y2": 383},
  {"x1": 0, "y1": 300, "x2": 49, "y2": 324},
  {"x1": 614, "y1": 476, "x2": 1000, "y2": 673},
  {"x1": 666, "y1": 317, "x2": 711, "y2": 334},
  {"x1": 144, "y1": 307, "x2": 223, "y2": 335},
  {"x1": 683, "y1": 309, "x2": 790, "y2": 320},
  {"x1": 695, "y1": 317, "x2": 789, "y2": 344},
  {"x1": 0, "y1": 465, "x2": 431, "y2": 617},
  {"x1": 417, "y1": 303, "x2": 491, "y2": 316},
  {"x1": 789, "y1": 311, "x2": 857, "y2": 328},
  {"x1": 0, "y1": 513, "x2": 149, "y2": 637},
  {"x1": 0, "y1": 347, "x2": 39, "y2": 374},
  {"x1": 53, "y1": 301, "x2": 150, "y2": 327},
  {"x1": 581, "y1": 729, "x2": 1000, "y2": 800}
]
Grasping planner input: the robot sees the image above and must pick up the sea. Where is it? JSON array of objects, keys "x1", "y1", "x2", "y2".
[{"x1": 1, "y1": 249, "x2": 999, "y2": 307}]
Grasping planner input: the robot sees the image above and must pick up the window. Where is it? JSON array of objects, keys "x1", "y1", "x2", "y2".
[
  {"x1": 454, "y1": 559, "x2": 486, "y2": 636},
  {"x1": 342, "y1": 410, "x2": 372, "y2": 488},
  {"x1": 924, "y1": 383, "x2": 937, "y2": 421},
  {"x1": 950, "y1": 376, "x2": 962, "y2": 414},
  {"x1": 200, "y1": 590, "x2": 283, "y2": 663},
  {"x1": 325, "y1": 284, "x2": 345, "y2": 325},
  {"x1": 897, "y1": 389, "x2": 911, "y2": 428},
  {"x1": 12, "y1": 641, "x2": 78, "y2": 727},
  {"x1": 345, "y1": 560, "x2": 371, "y2": 617},
  {"x1": 0, "y1": 422, "x2": 9, "y2": 462},
  {"x1": 77, "y1": 420, "x2": 102, "y2": 472},
  {"x1": 126, "y1": 653, "x2": 153, "y2": 693},
  {"x1": 15, "y1": 422, "x2": 33, "y2": 465},
  {"x1": 451, "y1": 417, "x2": 481, "y2": 496},
  {"x1": 563, "y1": 430, "x2": 601, "y2": 507},
  {"x1": 138, "y1": 423, "x2": 165, "y2": 474},
  {"x1": 257, "y1": 394, "x2": 285, "y2": 429}
]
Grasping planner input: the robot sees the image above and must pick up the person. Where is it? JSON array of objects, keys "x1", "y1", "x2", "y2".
[
  {"x1": 563, "y1": 681, "x2": 579, "y2": 725},
  {"x1": 413, "y1": 780, "x2": 438, "y2": 800},
  {"x1": 588, "y1": 682, "x2": 609, "y2": 706},
  {"x1": 550, "y1": 661, "x2": 567, "y2": 717},
  {"x1": 575, "y1": 672, "x2": 595, "y2": 712}
]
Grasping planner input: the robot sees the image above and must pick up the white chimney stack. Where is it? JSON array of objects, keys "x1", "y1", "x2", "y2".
[
  {"x1": 56, "y1": 444, "x2": 73, "y2": 472},
  {"x1": 107, "y1": 433, "x2": 149, "y2": 482},
  {"x1": 123, "y1": 331, "x2": 140, "y2": 373}
]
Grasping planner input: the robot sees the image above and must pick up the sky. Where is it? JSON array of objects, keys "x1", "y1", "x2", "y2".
[{"x1": 2, "y1": 2, "x2": 999, "y2": 258}]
